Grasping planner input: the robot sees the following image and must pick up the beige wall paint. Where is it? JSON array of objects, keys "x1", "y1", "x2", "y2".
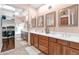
[
  {"x1": 29, "y1": 7, "x2": 37, "y2": 18},
  {"x1": 15, "y1": 16, "x2": 26, "y2": 24}
]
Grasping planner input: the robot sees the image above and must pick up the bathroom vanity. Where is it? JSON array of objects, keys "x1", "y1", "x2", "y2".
[{"x1": 30, "y1": 32, "x2": 79, "y2": 55}]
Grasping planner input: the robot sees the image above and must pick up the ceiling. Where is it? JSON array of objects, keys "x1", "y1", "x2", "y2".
[
  {"x1": 28, "y1": 4, "x2": 44, "y2": 9},
  {"x1": 9, "y1": 4, "x2": 44, "y2": 9}
]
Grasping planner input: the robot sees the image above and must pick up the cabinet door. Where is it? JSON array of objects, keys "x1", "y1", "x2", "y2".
[
  {"x1": 1, "y1": 39, "x2": 9, "y2": 52},
  {"x1": 62, "y1": 46, "x2": 71, "y2": 55},
  {"x1": 30, "y1": 33, "x2": 34, "y2": 45},
  {"x1": 49, "y1": 41, "x2": 62, "y2": 55},
  {"x1": 9, "y1": 38, "x2": 15, "y2": 49},
  {"x1": 62, "y1": 46, "x2": 79, "y2": 55},
  {"x1": 39, "y1": 35, "x2": 48, "y2": 43},
  {"x1": 39, "y1": 35, "x2": 48, "y2": 48},
  {"x1": 39, "y1": 44, "x2": 48, "y2": 54},
  {"x1": 33, "y1": 34, "x2": 39, "y2": 48}
]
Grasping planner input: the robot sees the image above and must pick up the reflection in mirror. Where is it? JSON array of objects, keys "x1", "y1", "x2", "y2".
[{"x1": 58, "y1": 4, "x2": 78, "y2": 27}]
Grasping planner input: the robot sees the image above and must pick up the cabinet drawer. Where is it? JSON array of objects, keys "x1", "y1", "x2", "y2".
[
  {"x1": 49, "y1": 37, "x2": 57, "y2": 43},
  {"x1": 39, "y1": 41, "x2": 48, "y2": 47},
  {"x1": 39, "y1": 35, "x2": 48, "y2": 41},
  {"x1": 39, "y1": 35, "x2": 48, "y2": 43},
  {"x1": 39, "y1": 44, "x2": 48, "y2": 54},
  {"x1": 39, "y1": 39, "x2": 48, "y2": 43},
  {"x1": 70, "y1": 42, "x2": 79, "y2": 50},
  {"x1": 1, "y1": 39, "x2": 9, "y2": 52},
  {"x1": 57, "y1": 39, "x2": 69, "y2": 46}
]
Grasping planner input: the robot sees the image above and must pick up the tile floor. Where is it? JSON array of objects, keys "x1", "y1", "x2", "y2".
[{"x1": 0, "y1": 35, "x2": 44, "y2": 55}]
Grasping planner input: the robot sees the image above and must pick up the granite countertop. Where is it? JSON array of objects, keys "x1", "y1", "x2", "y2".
[{"x1": 30, "y1": 31, "x2": 79, "y2": 43}]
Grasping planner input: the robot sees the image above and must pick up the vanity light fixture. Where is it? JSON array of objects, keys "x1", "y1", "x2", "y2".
[{"x1": 48, "y1": 6, "x2": 52, "y2": 9}]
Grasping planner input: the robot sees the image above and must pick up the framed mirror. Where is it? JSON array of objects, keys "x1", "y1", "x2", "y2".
[
  {"x1": 58, "y1": 4, "x2": 78, "y2": 27},
  {"x1": 37, "y1": 15, "x2": 44, "y2": 27},
  {"x1": 46, "y1": 12, "x2": 56, "y2": 27},
  {"x1": 31, "y1": 18, "x2": 36, "y2": 28}
]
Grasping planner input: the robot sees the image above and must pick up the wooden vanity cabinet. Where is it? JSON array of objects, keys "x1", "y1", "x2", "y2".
[
  {"x1": 9, "y1": 37, "x2": 15, "y2": 49},
  {"x1": 30, "y1": 33, "x2": 39, "y2": 48},
  {"x1": 39, "y1": 35, "x2": 49, "y2": 54},
  {"x1": 1, "y1": 39, "x2": 9, "y2": 52},
  {"x1": 33, "y1": 34, "x2": 39, "y2": 48},
  {"x1": 30, "y1": 33, "x2": 79, "y2": 55},
  {"x1": 1, "y1": 37, "x2": 15, "y2": 52},
  {"x1": 49, "y1": 42, "x2": 62, "y2": 55},
  {"x1": 49, "y1": 38, "x2": 62, "y2": 55}
]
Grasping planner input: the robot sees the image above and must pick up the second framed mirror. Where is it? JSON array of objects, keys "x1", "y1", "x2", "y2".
[{"x1": 45, "y1": 12, "x2": 56, "y2": 27}]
